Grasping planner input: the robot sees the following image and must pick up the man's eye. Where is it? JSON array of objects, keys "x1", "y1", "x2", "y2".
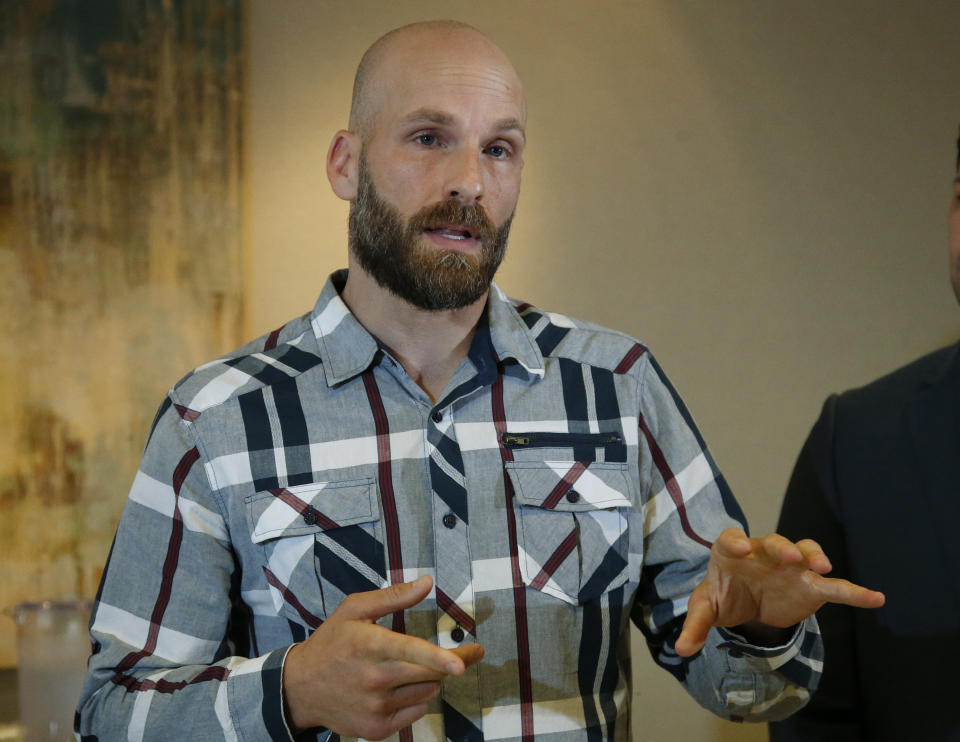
[
  {"x1": 416, "y1": 134, "x2": 438, "y2": 146},
  {"x1": 487, "y1": 145, "x2": 508, "y2": 158}
]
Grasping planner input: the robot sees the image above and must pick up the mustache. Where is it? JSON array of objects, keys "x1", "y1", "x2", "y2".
[{"x1": 405, "y1": 198, "x2": 496, "y2": 243}]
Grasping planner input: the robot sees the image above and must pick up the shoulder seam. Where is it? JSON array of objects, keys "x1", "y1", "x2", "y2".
[
  {"x1": 166, "y1": 387, "x2": 230, "y2": 526},
  {"x1": 173, "y1": 328, "x2": 322, "y2": 415}
]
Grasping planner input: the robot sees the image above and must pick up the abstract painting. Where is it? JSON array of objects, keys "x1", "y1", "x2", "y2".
[{"x1": 0, "y1": 0, "x2": 244, "y2": 666}]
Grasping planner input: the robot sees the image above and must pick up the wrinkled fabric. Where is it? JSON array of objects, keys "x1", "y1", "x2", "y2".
[{"x1": 78, "y1": 271, "x2": 821, "y2": 741}]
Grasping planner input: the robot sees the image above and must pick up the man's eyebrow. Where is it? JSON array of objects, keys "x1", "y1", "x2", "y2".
[
  {"x1": 493, "y1": 117, "x2": 526, "y2": 143},
  {"x1": 400, "y1": 108, "x2": 455, "y2": 127},
  {"x1": 399, "y1": 109, "x2": 526, "y2": 142}
]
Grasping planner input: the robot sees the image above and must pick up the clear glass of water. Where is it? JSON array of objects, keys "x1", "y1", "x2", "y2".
[{"x1": 13, "y1": 601, "x2": 91, "y2": 742}]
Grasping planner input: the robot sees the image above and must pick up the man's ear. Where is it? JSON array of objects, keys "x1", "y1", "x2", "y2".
[{"x1": 326, "y1": 130, "x2": 361, "y2": 201}]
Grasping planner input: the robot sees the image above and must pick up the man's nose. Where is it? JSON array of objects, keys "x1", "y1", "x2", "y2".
[{"x1": 444, "y1": 147, "x2": 484, "y2": 203}]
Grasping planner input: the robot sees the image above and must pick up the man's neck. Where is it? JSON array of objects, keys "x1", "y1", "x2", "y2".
[{"x1": 340, "y1": 265, "x2": 488, "y2": 403}]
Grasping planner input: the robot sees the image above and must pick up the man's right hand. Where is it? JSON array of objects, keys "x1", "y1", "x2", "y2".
[{"x1": 282, "y1": 575, "x2": 484, "y2": 739}]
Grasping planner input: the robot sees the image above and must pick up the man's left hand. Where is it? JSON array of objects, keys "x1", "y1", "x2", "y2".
[{"x1": 674, "y1": 528, "x2": 885, "y2": 657}]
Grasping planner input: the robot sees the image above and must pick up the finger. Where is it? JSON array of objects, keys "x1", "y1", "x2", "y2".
[
  {"x1": 712, "y1": 528, "x2": 751, "y2": 558},
  {"x1": 380, "y1": 629, "x2": 465, "y2": 675},
  {"x1": 387, "y1": 680, "x2": 442, "y2": 711},
  {"x1": 335, "y1": 575, "x2": 434, "y2": 622},
  {"x1": 379, "y1": 643, "x2": 485, "y2": 684},
  {"x1": 758, "y1": 533, "x2": 803, "y2": 564},
  {"x1": 795, "y1": 538, "x2": 831, "y2": 574},
  {"x1": 377, "y1": 659, "x2": 458, "y2": 686},
  {"x1": 675, "y1": 590, "x2": 717, "y2": 657},
  {"x1": 450, "y1": 643, "x2": 485, "y2": 669},
  {"x1": 808, "y1": 573, "x2": 886, "y2": 609}
]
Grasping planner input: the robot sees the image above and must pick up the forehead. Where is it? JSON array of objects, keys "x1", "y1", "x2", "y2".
[{"x1": 369, "y1": 38, "x2": 525, "y2": 132}]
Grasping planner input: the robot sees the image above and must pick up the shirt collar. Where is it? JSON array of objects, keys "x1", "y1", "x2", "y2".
[
  {"x1": 308, "y1": 270, "x2": 545, "y2": 388},
  {"x1": 486, "y1": 282, "x2": 545, "y2": 380}
]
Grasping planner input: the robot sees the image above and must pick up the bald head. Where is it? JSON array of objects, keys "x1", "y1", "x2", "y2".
[
  {"x1": 348, "y1": 21, "x2": 524, "y2": 140},
  {"x1": 329, "y1": 21, "x2": 527, "y2": 313}
]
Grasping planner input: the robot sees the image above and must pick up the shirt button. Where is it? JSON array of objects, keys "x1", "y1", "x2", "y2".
[
  {"x1": 729, "y1": 648, "x2": 744, "y2": 658},
  {"x1": 566, "y1": 490, "x2": 580, "y2": 503},
  {"x1": 451, "y1": 626, "x2": 465, "y2": 643},
  {"x1": 442, "y1": 513, "x2": 457, "y2": 529},
  {"x1": 432, "y1": 410, "x2": 443, "y2": 423},
  {"x1": 303, "y1": 508, "x2": 318, "y2": 526}
]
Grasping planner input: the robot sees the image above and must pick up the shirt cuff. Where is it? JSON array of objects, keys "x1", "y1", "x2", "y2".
[
  {"x1": 227, "y1": 647, "x2": 297, "y2": 742},
  {"x1": 715, "y1": 614, "x2": 821, "y2": 670},
  {"x1": 709, "y1": 616, "x2": 823, "y2": 721}
]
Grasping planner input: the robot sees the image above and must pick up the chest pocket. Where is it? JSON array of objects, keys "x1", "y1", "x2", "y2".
[
  {"x1": 505, "y1": 461, "x2": 633, "y2": 605},
  {"x1": 246, "y1": 477, "x2": 386, "y2": 629}
]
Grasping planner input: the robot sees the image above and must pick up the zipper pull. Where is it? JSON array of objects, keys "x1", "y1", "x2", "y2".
[{"x1": 504, "y1": 434, "x2": 530, "y2": 447}]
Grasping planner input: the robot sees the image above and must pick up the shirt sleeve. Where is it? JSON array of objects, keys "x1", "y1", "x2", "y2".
[
  {"x1": 630, "y1": 353, "x2": 822, "y2": 722},
  {"x1": 76, "y1": 392, "x2": 302, "y2": 742}
]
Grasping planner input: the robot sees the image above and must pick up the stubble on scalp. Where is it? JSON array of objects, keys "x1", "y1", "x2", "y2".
[{"x1": 348, "y1": 20, "x2": 516, "y2": 139}]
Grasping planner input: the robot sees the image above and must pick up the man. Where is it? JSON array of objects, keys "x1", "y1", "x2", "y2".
[
  {"x1": 77, "y1": 21, "x2": 882, "y2": 741},
  {"x1": 770, "y1": 129, "x2": 960, "y2": 742}
]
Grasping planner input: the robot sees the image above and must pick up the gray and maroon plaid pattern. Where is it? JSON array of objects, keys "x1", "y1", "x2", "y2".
[{"x1": 78, "y1": 270, "x2": 822, "y2": 741}]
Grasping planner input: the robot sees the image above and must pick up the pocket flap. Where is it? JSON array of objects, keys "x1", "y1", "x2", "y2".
[
  {"x1": 505, "y1": 461, "x2": 633, "y2": 511},
  {"x1": 245, "y1": 477, "x2": 378, "y2": 543}
]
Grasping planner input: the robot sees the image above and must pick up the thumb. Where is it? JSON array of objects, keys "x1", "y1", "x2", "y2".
[
  {"x1": 675, "y1": 588, "x2": 716, "y2": 657},
  {"x1": 335, "y1": 574, "x2": 434, "y2": 622}
]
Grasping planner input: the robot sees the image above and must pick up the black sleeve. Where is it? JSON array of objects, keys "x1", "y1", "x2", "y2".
[{"x1": 768, "y1": 395, "x2": 863, "y2": 742}]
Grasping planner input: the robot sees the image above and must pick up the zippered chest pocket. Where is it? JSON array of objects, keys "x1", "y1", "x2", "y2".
[
  {"x1": 504, "y1": 458, "x2": 634, "y2": 605},
  {"x1": 503, "y1": 431, "x2": 626, "y2": 463}
]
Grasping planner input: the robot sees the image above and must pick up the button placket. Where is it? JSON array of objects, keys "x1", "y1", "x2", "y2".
[{"x1": 426, "y1": 406, "x2": 482, "y2": 735}]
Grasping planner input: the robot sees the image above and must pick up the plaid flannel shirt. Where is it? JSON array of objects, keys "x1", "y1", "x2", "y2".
[{"x1": 78, "y1": 270, "x2": 821, "y2": 741}]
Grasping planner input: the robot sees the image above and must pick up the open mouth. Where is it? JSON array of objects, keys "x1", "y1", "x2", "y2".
[{"x1": 424, "y1": 225, "x2": 475, "y2": 241}]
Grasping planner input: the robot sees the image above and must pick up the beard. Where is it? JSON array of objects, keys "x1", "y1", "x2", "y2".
[{"x1": 348, "y1": 154, "x2": 513, "y2": 311}]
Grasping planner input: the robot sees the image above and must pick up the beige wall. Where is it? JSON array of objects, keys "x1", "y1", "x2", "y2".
[{"x1": 247, "y1": 2, "x2": 960, "y2": 740}]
